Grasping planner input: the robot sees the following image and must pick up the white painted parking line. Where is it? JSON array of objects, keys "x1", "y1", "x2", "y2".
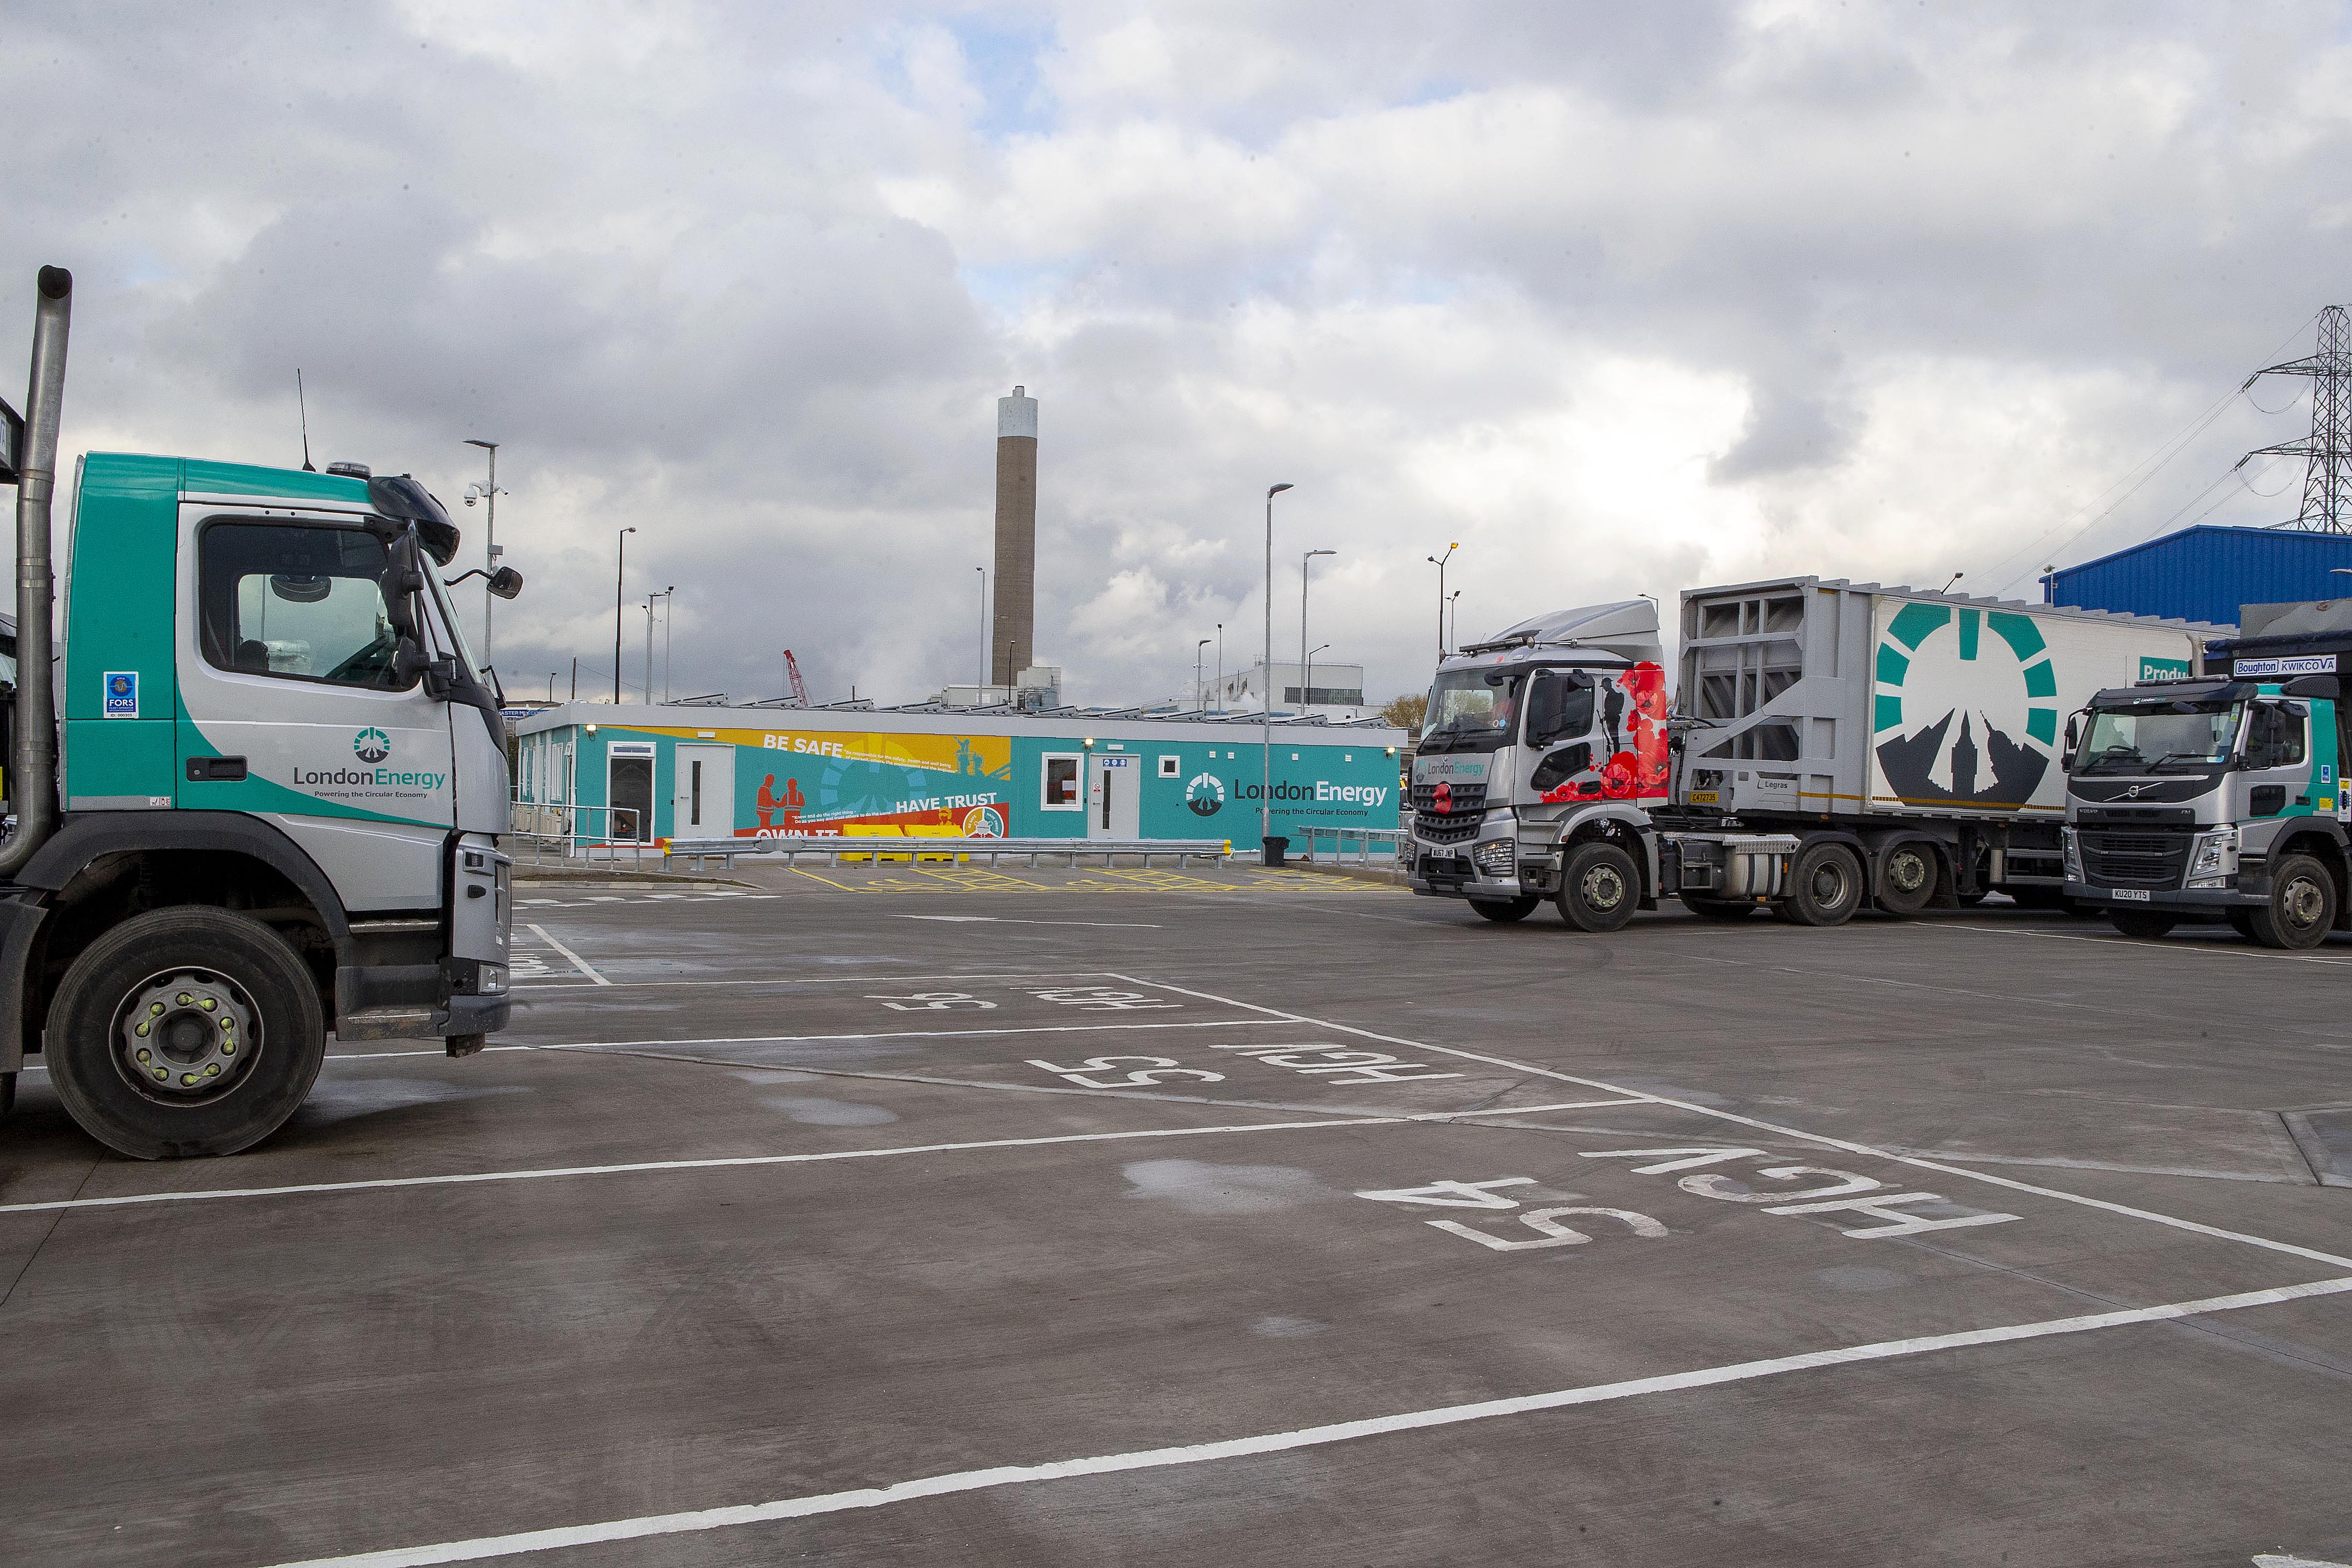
[
  {"x1": 1946, "y1": 922, "x2": 2352, "y2": 967},
  {"x1": 523, "y1": 924, "x2": 608, "y2": 987},
  {"x1": 252, "y1": 1273, "x2": 2352, "y2": 1568},
  {"x1": 0, "y1": 1116, "x2": 1402, "y2": 1217},
  {"x1": 893, "y1": 915, "x2": 1164, "y2": 928},
  {"x1": 1106, "y1": 973, "x2": 2352, "y2": 1273}
]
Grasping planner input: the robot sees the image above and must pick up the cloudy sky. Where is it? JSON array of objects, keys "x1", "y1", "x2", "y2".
[{"x1": 9, "y1": 1, "x2": 2351, "y2": 709}]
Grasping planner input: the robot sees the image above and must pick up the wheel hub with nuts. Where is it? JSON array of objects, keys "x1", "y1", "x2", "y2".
[{"x1": 119, "y1": 971, "x2": 255, "y2": 1097}]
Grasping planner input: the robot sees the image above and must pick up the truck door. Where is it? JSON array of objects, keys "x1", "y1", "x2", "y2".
[{"x1": 179, "y1": 510, "x2": 456, "y2": 911}]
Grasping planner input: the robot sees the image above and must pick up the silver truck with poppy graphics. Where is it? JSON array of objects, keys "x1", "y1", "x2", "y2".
[
  {"x1": 0, "y1": 269, "x2": 523, "y2": 1158},
  {"x1": 2063, "y1": 601, "x2": 2352, "y2": 949},
  {"x1": 1411, "y1": 581, "x2": 2224, "y2": 931}
]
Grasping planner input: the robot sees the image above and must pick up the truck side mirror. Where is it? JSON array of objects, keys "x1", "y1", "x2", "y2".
[
  {"x1": 2064, "y1": 713, "x2": 2079, "y2": 751},
  {"x1": 488, "y1": 566, "x2": 524, "y2": 600}
]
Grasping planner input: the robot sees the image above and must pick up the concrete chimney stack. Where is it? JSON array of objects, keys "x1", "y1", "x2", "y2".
[{"x1": 990, "y1": 385, "x2": 1038, "y2": 687}]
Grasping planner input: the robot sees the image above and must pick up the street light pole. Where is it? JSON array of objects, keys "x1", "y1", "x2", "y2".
[
  {"x1": 1426, "y1": 543, "x2": 1458, "y2": 660},
  {"x1": 975, "y1": 567, "x2": 987, "y2": 693},
  {"x1": 1448, "y1": 589, "x2": 1461, "y2": 653},
  {"x1": 613, "y1": 526, "x2": 636, "y2": 702},
  {"x1": 464, "y1": 439, "x2": 501, "y2": 667},
  {"x1": 1215, "y1": 624, "x2": 1224, "y2": 714},
  {"x1": 659, "y1": 586, "x2": 677, "y2": 702},
  {"x1": 1263, "y1": 483, "x2": 1293, "y2": 848},
  {"x1": 643, "y1": 595, "x2": 656, "y2": 707},
  {"x1": 1196, "y1": 639, "x2": 1210, "y2": 710},
  {"x1": 1299, "y1": 547, "x2": 1335, "y2": 714},
  {"x1": 1305, "y1": 643, "x2": 1329, "y2": 720}
]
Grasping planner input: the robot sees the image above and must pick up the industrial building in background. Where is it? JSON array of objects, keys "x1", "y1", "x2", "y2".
[
  {"x1": 991, "y1": 385, "x2": 1039, "y2": 686},
  {"x1": 2044, "y1": 305, "x2": 2352, "y2": 625}
]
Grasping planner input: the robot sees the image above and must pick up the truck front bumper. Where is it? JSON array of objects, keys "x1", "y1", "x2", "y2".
[
  {"x1": 434, "y1": 993, "x2": 512, "y2": 1035},
  {"x1": 1407, "y1": 815, "x2": 1528, "y2": 898},
  {"x1": 2064, "y1": 877, "x2": 2267, "y2": 912}
]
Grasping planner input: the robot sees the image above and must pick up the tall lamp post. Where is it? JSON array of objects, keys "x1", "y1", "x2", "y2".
[
  {"x1": 1196, "y1": 639, "x2": 1211, "y2": 710},
  {"x1": 1426, "y1": 542, "x2": 1458, "y2": 659},
  {"x1": 656, "y1": 586, "x2": 677, "y2": 702},
  {"x1": 1304, "y1": 643, "x2": 1329, "y2": 719},
  {"x1": 1215, "y1": 623, "x2": 1224, "y2": 714},
  {"x1": 1447, "y1": 589, "x2": 1461, "y2": 653},
  {"x1": 612, "y1": 526, "x2": 636, "y2": 702},
  {"x1": 643, "y1": 595, "x2": 656, "y2": 706},
  {"x1": 975, "y1": 567, "x2": 988, "y2": 693},
  {"x1": 463, "y1": 439, "x2": 504, "y2": 666},
  {"x1": 1299, "y1": 547, "x2": 1335, "y2": 715},
  {"x1": 1262, "y1": 483, "x2": 1294, "y2": 850}
]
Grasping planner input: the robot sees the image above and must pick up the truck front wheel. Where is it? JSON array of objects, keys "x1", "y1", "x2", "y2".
[
  {"x1": 1780, "y1": 843, "x2": 1863, "y2": 927},
  {"x1": 1557, "y1": 842, "x2": 1639, "y2": 932},
  {"x1": 2248, "y1": 854, "x2": 2337, "y2": 951},
  {"x1": 44, "y1": 907, "x2": 328, "y2": 1160}
]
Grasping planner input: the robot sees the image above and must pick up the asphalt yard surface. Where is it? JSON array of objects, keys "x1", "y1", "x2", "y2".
[{"x1": 6, "y1": 863, "x2": 2352, "y2": 1566}]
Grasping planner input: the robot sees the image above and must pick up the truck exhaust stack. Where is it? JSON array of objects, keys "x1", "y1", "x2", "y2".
[{"x1": 0, "y1": 266, "x2": 70, "y2": 874}]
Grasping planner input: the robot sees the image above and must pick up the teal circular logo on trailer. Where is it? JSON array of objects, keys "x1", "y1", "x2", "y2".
[
  {"x1": 1185, "y1": 773, "x2": 1225, "y2": 817},
  {"x1": 353, "y1": 727, "x2": 391, "y2": 765},
  {"x1": 1873, "y1": 605, "x2": 2058, "y2": 808}
]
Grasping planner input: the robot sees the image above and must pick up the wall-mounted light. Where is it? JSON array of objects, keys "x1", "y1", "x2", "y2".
[
  {"x1": 585, "y1": 722, "x2": 599, "y2": 734},
  {"x1": 1082, "y1": 737, "x2": 1096, "y2": 748},
  {"x1": 1385, "y1": 746, "x2": 1397, "y2": 756}
]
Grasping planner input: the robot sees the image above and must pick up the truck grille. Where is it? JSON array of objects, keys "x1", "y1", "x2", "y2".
[
  {"x1": 1415, "y1": 813, "x2": 1482, "y2": 845},
  {"x1": 2079, "y1": 828, "x2": 2191, "y2": 889},
  {"x1": 1413, "y1": 781, "x2": 1487, "y2": 815}
]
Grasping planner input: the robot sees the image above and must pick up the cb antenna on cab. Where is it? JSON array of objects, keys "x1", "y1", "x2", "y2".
[{"x1": 296, "y1": 369, "x2": 315, "y2": 472}]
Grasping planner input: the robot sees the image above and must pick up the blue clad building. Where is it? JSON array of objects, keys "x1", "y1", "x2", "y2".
[{"x1": 2042, "y1": 525, "x2": 2352, "y2": 627}]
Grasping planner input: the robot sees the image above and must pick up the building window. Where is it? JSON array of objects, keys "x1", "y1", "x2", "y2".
[
  {"x1": 1158, "y1": 755, "x2": 1181, "y2": 777},
  {"x1": 1042, "y1": 753, "x2": 1082, "y2": 810}
]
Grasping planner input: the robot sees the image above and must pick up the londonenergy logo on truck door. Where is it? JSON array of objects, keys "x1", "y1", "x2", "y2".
[{"x1": 1871, "y1": 602, "x2": 2193, "y2": 813}]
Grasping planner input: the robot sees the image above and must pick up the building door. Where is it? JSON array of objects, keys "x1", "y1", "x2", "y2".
[
  {"x1": 673, "y1": 744, "x2": 736, "y2": 839},
  {"x1": 607, "y1": 744, "x2": 655, "y2": 842},
  {"x1": 1088, "y1": 754, "x2": 1140, "y2": 839}
]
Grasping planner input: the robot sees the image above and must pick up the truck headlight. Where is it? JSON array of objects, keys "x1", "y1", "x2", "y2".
[
  {"x1": 2186, "y1": 826, "x2": 2238, "y2": 889},
  {"x1": 1473, "y1": 839, "x2": 1515, "y2": 877},
  {"x1": 2062, "y1": 827, "x2": 2082, "y2": 882}
]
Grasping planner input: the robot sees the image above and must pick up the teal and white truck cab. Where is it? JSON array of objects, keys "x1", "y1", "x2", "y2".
[
  {"x1": 2063, "y1": 661, "x2": 2349, "y2": 949},
  {"x1": 0, "y1": 268, "x2": 521, "y2": 1156}
]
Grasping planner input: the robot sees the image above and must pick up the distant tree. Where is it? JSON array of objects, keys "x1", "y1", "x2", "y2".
[{"x1": 1380, "y1": 693, "x2": 1425, "y2": 736}]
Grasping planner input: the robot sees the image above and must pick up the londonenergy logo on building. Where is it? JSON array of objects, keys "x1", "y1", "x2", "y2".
[
  {"x1": 1873, "y1": 604, "x2": 2057, "y2": 808},
  {"x1": 1185, "y1": 774, "x2": 1225, "y2": 817},
  {"x1": 1224, "y1": 777, "x2": 1390, "y2": 809}
]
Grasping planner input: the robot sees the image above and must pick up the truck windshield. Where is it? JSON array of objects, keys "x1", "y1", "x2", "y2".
[
  {"x1": 2077, "y1": 700, "x2": 2243, "y2": 774},
  {"x1": 1422, "y1": 668, "x2": 1524, "y2": 753}
]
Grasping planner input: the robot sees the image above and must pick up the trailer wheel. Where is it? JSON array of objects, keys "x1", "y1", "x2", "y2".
[
  {"x1": 1780, "y1": 843, "x2": 1863, "y2": 927},
  {"x1": 43, "y1": 907, "x2": 327, "y2": 1160},
  {"x1": 1680, "y1": 896, "x2": 1757, "y2": 921},
  {"x1": 1875, "y1": 844, "x2": 1938, "y2": 917},
  {"x1": 1469, "y1": 896, "x2": 1541, "y2": 923},
  {"x1": 2247, "y1": 854, "x2": 2336, "y2": 951},
  {"x1": 1557, "y1": 842, "x2": 1639, "y2": 932},
  {"x1": 2107, "y1": 911, "x2": 2176, "y2": 940}
]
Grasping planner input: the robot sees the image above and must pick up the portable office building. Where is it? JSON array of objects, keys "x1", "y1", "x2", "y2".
[{"x1": 511, "y1": 702, "x2": 1406, "y2": 847}]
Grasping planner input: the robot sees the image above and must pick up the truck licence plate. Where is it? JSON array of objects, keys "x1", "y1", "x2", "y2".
[{"x1": 2113, "y1": 888, "x2": 2150, "y2": 902}]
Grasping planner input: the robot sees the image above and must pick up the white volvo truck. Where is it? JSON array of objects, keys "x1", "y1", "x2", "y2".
[
  {"x1": 0, "y1": 267, "x2": 522, "y2": 1157},
  {"x1": 1408, "y1": 580, "x2": 2225, "y2": 930}
]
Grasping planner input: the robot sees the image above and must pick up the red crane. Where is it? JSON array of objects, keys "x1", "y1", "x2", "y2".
[{"x1": 782, "y1": 649, "x2": 810, "y2": 707}]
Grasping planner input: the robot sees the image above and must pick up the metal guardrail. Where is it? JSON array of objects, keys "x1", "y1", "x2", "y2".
[
  {"x1": 1291, "y1": 825, "x2": 1405, "y2": 865},
  {"x1": 661, "y1": 835, "x2": 1236, "y2": 870},
  {"x1": 510, "y1": 798, "x2": 655, "y2": 870}
]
